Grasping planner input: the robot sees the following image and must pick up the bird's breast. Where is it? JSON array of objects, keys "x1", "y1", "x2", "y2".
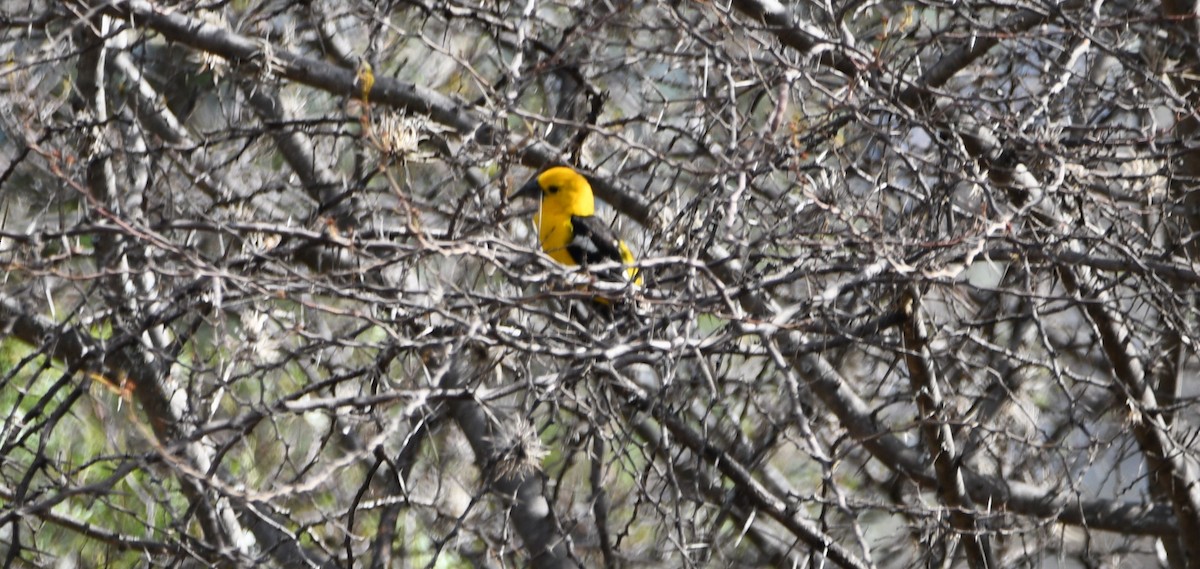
[{"x1": 535, "y1": 215, "x2": 579, "y2": 266}]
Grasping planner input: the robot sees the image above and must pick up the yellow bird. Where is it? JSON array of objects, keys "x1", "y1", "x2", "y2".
[{"x1": 514, "y1": 166, "x2": 640, "y2": 285}]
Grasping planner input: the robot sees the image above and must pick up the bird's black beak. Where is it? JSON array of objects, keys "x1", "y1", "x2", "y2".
[{"x1": 511, "y1": 177, "x2": 542, "y2": 202}]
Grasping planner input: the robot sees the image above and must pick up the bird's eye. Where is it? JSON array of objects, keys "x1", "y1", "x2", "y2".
[{"x1": 546, "y1": 185, "x2": 559, "y2": 194}]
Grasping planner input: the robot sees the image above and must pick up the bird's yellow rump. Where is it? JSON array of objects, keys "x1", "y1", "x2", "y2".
[{"x1": 514, "y1": 167, "x2": 640, "y2": 284}]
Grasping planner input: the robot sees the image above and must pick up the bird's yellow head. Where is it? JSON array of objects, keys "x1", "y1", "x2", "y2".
[{"x1": 514, "y1": 166, "x2": 595, "y2": 218}]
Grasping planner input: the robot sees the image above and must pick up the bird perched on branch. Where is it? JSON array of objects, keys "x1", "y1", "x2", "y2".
[{"x1": 513, "y1": 166, "x2": 641, "y2": 289}]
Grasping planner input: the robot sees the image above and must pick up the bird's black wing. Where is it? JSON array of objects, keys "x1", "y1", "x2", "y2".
[{"x1": 567, "y1": 214, "x2": 627, "y2": 267}]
